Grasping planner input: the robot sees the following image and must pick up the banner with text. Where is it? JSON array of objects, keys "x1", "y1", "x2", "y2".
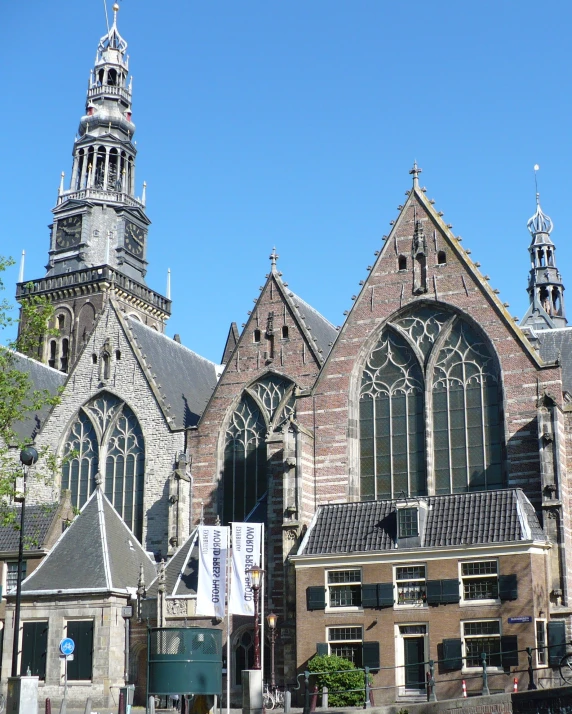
[
  {"x1": 229, "y1": 522, "x2": 263, "y2": 616},
  {"x1": 196, "y1": 525, "x2": 229, "y2": 618}
]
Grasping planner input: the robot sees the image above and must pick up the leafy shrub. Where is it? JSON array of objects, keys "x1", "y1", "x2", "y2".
[{"x1": 307, "y1": 654, "x2": 365, "y2": 706}]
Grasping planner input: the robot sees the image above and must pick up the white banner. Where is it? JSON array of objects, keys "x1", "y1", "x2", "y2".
[
  {"x1": 196, "y1": 525, "x2": 229, "y2": 618},
  {"x1": 229, "y1": 522, "x2": 262, "y2": 616}
]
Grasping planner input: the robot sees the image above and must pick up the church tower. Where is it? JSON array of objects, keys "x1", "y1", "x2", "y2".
[
  {"x1": 521, "y1": 194, "x2": 566, "y2": 331},
  {"x1": 16, "y1": 4, "x2": 170, "y2": 371}
]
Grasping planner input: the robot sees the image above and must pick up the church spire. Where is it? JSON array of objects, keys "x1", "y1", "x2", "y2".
[{"x1": 521, "y1": 192, "x2": 566, "y2": 330}]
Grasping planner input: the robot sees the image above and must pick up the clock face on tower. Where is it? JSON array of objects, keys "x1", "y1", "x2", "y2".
[
  {"x1": 125, "y1": 221, "x2": 145, "y2": 256},
  {"x1": 55, "y1": 215, "x2": 83, "y2": 249}
]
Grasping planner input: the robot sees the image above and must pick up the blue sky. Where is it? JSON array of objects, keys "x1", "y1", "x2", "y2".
[{"x1": 2, "y1": 1, "x2": 571, "y2": 363}]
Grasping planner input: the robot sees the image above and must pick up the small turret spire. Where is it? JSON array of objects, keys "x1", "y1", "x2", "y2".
[
  {"x1": 409, "y1": 161, "x2": 422, "y2": 188},
  {"x1": 270, "y1": 247, "x2": 279, "y2": 272},
  {"x1": 18, "y1": 251, "x2": 25, "y2": 283}
]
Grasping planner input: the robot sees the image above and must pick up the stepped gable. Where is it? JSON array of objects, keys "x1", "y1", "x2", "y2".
[
  {"x1": 8, "y1": 352, "x2": 66, "y2": 440},
  {"x1": 146, "y1": 530, "x2": 198, "y2": 598},
  {"x1": 535, "y1": 327, "x2": 572, "y2": 394},
  {"x1": 124, "y1": 316, "x2": 220, "y2": 429},
  {"x1": 21, "y1": 488, "x2": 156, "y2": 595},
  {"x1": 299, "y1": 489, "x2": 544, "y2": 556}
]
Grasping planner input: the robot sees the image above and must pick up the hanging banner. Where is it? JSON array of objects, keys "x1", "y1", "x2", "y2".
[
  {"x1": 196, "y1": 525, "x2": 229, "y2": 618},
  {"x1": 229, "y1": 522, "x2": 262, "y2": 616}
]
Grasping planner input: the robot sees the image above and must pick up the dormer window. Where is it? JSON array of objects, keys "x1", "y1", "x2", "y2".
[{"x1": 398, "y1": 507, "x2": 419, "y2": 538}]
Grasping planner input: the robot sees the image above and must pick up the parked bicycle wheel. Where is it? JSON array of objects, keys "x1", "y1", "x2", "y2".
[
  {"x1": 263, "y1": 691, "x2": 275, "y2": 711},
  {"x1": 0, "y1": 693, "x2": 5, "y2": 714},
  {"x1": 559, "y1": 652, "x2": 572, "y2": 684}
]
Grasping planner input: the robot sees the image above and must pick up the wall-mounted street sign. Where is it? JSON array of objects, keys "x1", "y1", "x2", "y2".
[
  {"x1": 508, "y1": 616, "x2": 532, "y2": 624},
  {"x1": 59, "y1": 638, "x2": 75, "y2": 656}
]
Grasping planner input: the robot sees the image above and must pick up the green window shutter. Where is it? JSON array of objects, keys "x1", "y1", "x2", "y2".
[
  {"x1": 67, "y1": 621, "x2": 94, "y2": 680},
  {"x1": 498, "y1": 574, "x2": 518, "y2": 601},
  {"x1": 316, "y1": 643, "x2": 328, "y2": 657},
  {"x1": 306, "y1": 586, "x2": 326, "y2": 611},
  {"x1": 548, "y1": 621, "x2": 567, "y2": 665},
  {"x1": 361, "y1": 584, "x2": 379, "y2": 608},
  {"x1": 442, "y1": 639, "x2": 463, "y2": 670},
  {"x1": 441, "y1": 579, "x2": 460, "y2": 604},
  {"x1": 377, "y1": 582, "x2": 394, "y2": 607},
  {"x1": 501, "y1": 636, "x2": 519, "y2": 668},
  {"x1": 426, "y1": 580, "x2": 442, "y2": 605},
  {"x1": 363, "y1": 642, "x2": 380, "y2": 670},
  {"x1": 20, "y1": 622, "x2": 47, "y2": 680}
]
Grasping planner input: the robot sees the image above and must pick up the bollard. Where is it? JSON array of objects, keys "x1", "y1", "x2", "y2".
[
  {"x1": 462, "y1": 680, "x2": 467, "y2": 698},
  {"x1": 481, "y1": 653, "x2": 490, "y2": 697},
  {"x1": 526, "y1": 647, "x2": 537, "y2": 691},
  {"x1": 148, "y1": 695, "x2": 156, "y2": 714},
  {"x1": 46, "y1": 698, "x2": 52, "y2": 714},
  {"x1": 364, "y1": 666, "x2": 371, "y2": 709},
  {"x1": 322, "y1": 688, "x2": 328, "y2": 710},
  {"x1": 310, "y1": 685, "x2": 318, "y2": 713},
  {"x1": 303, "y1": 671, "x2": 310, "y2": 714},
  {"x1": 284, "y1": 690, "x2": 291, "y2": 714},
  {"x1": 513, "y1": 678, "x2": 518, "y2": 693},
  {"x1": 84, "y1": 698, "x2": 92, "y2": 714},
  {"x1": 118, "y1": 691, "x2": 125, "y2": 714}
]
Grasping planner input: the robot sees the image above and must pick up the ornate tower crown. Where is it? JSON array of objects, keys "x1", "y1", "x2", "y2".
[{"x1": 527, "y1": 194, "x2": 554, "y2": 236}]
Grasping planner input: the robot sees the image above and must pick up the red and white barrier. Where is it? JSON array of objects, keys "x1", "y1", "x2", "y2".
[
  {"x1": 462, "y1": 680, "x2": 467, "y2": 698},
  {"x1": 513, "y1": 678, "x2": 518, "y2": 693}
]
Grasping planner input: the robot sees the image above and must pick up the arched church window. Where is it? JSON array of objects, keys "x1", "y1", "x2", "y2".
[
  {"x1": 432, "y1": 320, "x2": 503, "y2": 494},
  {"x1": 48, "y1": 340, "x2": 57, "y2": 369},
  {"x1": 222, "y1": 374, "x2": 295, "y2": 524},
  {"x1": 60, "y1": 392, "x2": 145, "y2": 539},
  {"x1": 60, "y1": 339, "x2": 69, "y2": 372},
  {"x1": 437, "y1": 250, "x2": 447, "y2": 265},
  {"x1": 359, "y1": 329, "x2": 426, "y2": 500}
]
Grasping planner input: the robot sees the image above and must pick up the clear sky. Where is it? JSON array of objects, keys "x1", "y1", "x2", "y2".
[{"x1": 2, "y1": 1, "x2": 571, "y2": 363}]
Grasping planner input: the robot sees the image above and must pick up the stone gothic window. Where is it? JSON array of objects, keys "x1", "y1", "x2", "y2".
[
  {"x1": 359, "y1": 306, "x2": 504, "y2": 499},
  {"x1": 222, "y1": 374, "x2": 295, "y2": 524},
  {"x1": 61, "y1": 392, "x2": 145, "y2": 539}
]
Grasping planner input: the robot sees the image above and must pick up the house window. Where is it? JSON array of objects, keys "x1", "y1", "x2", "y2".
[
  {"x1": 327, "y1": 627, "x2": 363, "y2": 666},
  {"x1": 326, "y1": 570, "x2": 361, "y2": 609},
  {"x1": 7, "y1": 561, "x2": 27, "y2": 593},
  {"x1": 66, "y1": 620, "x2": 94, "y2": 680},
  {"x1": 396, "y1": 565, "x2": 426, "y2": 606},
  {"x1": 536, "y1": 619, "x2": 547, "y2": 667},
  {"x1": 398, "y1": 508, "x2": 419, "y2": 538},
  {"x1": 21, "y1": 621, "x2": 48, "y2": 679},
  {"x1": 462, "y1": 620, "x2": 501, "y2": 669},
  {"x1": 461, "y1": 561, "x2": 498, "y2": 602}
]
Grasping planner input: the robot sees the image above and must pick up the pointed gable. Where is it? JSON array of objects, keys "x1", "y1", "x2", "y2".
[
  {"x1": 146, "y1": 530, "x2": 198, "y2": 599},
  {"x1": 221, "y1": 323, "x2": 240, "y2": 364},
  {"x1": 21, "y1": 489, "x2": 156, "y2": 595}
]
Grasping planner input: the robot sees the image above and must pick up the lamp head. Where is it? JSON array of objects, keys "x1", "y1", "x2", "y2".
[
  {"x1": 267, "y1": 612, "x2": 277, "y2": 630},
  {"x1": 248, "y1": 565, "x2": 264, "y2": 589},
  {"x1": 20, "y1": 446, "x2": 39, "y2": 467}
]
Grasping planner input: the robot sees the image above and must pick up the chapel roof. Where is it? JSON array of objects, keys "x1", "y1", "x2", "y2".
[{"x1": 146, "y1": 530, "x2": 198, "y2": 599}]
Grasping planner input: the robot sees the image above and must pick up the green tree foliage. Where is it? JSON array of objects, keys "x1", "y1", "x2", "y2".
[
  {"x1": 307, "y1": 654, "x2": 366, "y2": 707},
  {"x1": 0, "y1": 255, "x2": 61, "y2": 515}
]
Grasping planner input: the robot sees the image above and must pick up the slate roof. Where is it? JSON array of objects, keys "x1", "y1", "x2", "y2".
[
  {"x1": 5, "y1": 352, "x2": 66, "y2": 441},
  {"x1": 298, "y1": 489, "x2": 545, "y2": 556},
  {"x1": 125, "y1": 317, "x2": 220, "y2": 429},
  {"x1": 0, "y1": 503, "x2": 59, "y2": 552},
  {"x1": 146, "y1": 530, "x2": 198, "y2": 599},
  {"x1": 535, "y1": 327, "x2": 572, "y2": 394},
  {"x1": 21, "y1": 488, "x2": 156, "y2": 595},
  {"x1": 287, "y1": 291, "x2": 338, "y2": 358},
  {"x1": 221, "y1": 323, "x2": 240, "y2": 364}
]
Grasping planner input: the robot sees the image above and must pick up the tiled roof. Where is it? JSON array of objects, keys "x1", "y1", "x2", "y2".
[
  {"x1": 147, "y1": 530, "x2": 198, "y2": 599},
  {"x1": 0, "y1": 503, "x2": 59, "y2": 552},
  {"x1": 21, "y1": 488, "x2": 156, "y2": 595},
  {"x1": 299, "y1": 489, "x2": 544, "y2": 556},
  {"x1": 535, "y1": 327, "x2": 572, "y2": 394},
  {"x1": 125, "y1": 317, "x2": 220, "y2": 428}
]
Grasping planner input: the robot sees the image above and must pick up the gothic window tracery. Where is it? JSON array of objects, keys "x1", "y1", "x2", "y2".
[
  {"x1": 222, "y1": 374, "x2": 295, "y2": 524},
  {"x1": 60, "y1": 392, "x2": 145, "y2": 539},
  {"x1": 359, "y1": 306, "x2": 504, "y2": 500}
]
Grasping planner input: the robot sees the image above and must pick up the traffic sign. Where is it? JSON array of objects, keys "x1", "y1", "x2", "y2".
[{"x1": 59, "y1": 638, "x2": 75, "y2": 656}]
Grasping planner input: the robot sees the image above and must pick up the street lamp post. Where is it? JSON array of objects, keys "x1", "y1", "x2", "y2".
[
  {"x1": 11, "y1": 446, "x2": 38, "y2": 677},
  {"x1": 267, "y1": 612, "x2": 277, "y2": 692},
  {"x1": 247, "y1": 566, "x2": 264, "y2": 670}
]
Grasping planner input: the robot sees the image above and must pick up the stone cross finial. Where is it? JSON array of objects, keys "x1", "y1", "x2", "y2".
[
  {"x1": 270, "y1": 247, "x2": 279, "y2": 271},
  {"x1": 409, "y1": 161, "x2": 422, "y2": 188}
]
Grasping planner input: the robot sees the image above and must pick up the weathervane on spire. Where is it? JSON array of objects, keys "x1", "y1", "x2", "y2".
[
  {"x1": 528, "y1": 164, "x2": 553, "y2": 235},
  {"x1": 409, "y1": 161, "x2": 422, "y2": 188}
]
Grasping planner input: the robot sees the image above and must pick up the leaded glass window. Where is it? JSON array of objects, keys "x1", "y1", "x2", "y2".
[
  {"x1": 61, "y1": 392, "x2": 145, "y2": 539},
  {"x1": 360, "y1": 329, "x2": 426, "y2": 499},
  {"x1": 432, "y1": 320, "x2": 503, "y2": 494},
  {"x1": 222, "y1": 374, "x2": 295, "y2": 524}
]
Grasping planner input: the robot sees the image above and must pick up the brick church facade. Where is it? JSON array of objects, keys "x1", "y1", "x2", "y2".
[{"x1": 4, "y1": 5, "x2": 572, "y2": 707}]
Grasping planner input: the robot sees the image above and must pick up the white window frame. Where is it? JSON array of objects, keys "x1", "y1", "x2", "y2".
[
  {"x1": 397, "y1": 507, "x2": 419, "y2": 538},
  {"x1": 325, "y1": 569, "x2": 362, "y2": 612},
  {"x1": 394, "y1": 564, "x2": 427, "y2": 608},
  {"x1": 326, "y1": 626, "x2": 364, "y2": 666},
  {"x1": 461, "y1": 619, "x2": 503, "y2": 672},
  {"x1": 535, "y1": 618, "x2": 548, "y2": 668},
  {"x1": 459, "y1": 559, "x2": 499, "y2": 606}
]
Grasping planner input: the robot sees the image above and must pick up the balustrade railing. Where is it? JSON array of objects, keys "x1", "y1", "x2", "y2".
[
  {"x1": 87, "y1": 84, "x2": 131, "y2": 102},
  {"x1": 57, "y1": 187, "x2": 143, "y2": 208}
]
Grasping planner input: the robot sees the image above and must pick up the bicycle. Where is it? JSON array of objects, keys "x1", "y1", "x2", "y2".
[
  {"x1": 263, "y1": 683, "x2": 285, "y2": 710},
  {"x1": 560, "y1": 652, "x2": 572, "y2": 684}
]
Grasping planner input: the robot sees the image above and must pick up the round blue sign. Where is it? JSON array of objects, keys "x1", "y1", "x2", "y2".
[{"x1": 59, "y1": 638, "x2": 75, "y2": 656}]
